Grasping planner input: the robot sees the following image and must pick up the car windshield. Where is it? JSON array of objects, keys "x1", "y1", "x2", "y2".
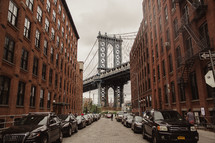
[
  {"x1": 154, "y1": 111, "x2": 183, "y2": 121},
  {"x1": 127, "y1": 116, "x2": 133, "y2": 119},
  {"x1": 58, "y1": 114, "x2": 69, "y2": 121},
  {"x1": 17, "y1": 115, "x2": 48, "y2": 126},
  {"x1": 76, "y1": 116, "x2": 82, "y2": 120},
  {"x1": 135, "y1": 116, "x2": 142, "y2": 122}
]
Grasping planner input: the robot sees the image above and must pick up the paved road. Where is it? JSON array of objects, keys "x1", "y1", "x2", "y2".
[{"x1": 63, "y1": 117, "x2": 215, "y2": 143}]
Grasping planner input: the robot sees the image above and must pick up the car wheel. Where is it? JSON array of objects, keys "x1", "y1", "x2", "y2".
[
  {"x1": 75, "y1": 125, "x2": 78, "y2": 133},
  {"x1": 57, "y1": 131, "x2": 63, "y2": 143},
  {"x1": 68, "y1": 127, "x2": 72, "y2": 137},
  {"x1": 41, "y1": 136, "x2": 48, "y2": 143},
  {"x1": 142, "y1": 125, "x2": 146, "y2": 139}
]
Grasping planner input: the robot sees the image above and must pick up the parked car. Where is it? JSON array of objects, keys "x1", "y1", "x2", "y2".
[
  {"x1": 106, "y1": 113, "x2": 112, "y2": 118},
  {"x1": 57, "y1": 113, "x2": 78, "y2": 137},
  {"x1": 0, "y1": 112, "x2": 63, "y2": 143},
  {"x1": 142, "y1": 109, "x2": 199, "y2": 143},
  {"x1": 121, "y1": 113, "x2": 130, "y2": 124},
  {"x1": 76, "y1": 115, "x2": 86, "y2": 129},
  {"x1": 83, "y1": 115, "x2": 92, "y2": 125},
  {"x1": 116, "y1": 111, "x2": 124, "y2": 122},
  {"x1": 131, "y1": 116, "x2": 143, "y2": 133},
  {"x1": 124, "y1": 115, "x2": 133, "y2": 128}
]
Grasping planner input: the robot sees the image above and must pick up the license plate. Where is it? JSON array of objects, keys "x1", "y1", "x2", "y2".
[{"x1": 177, "y1": 136, "x2": 185, "y2": 140}]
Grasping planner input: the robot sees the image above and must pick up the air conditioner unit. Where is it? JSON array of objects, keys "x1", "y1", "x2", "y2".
[{"x1": 164, "y1": 42, "x2": 170, "y2": 47}]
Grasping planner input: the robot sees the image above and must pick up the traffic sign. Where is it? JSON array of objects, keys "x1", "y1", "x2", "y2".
[
  {"x1": 199, "y1": 52, "x2": 215, "y2": 60},
  {"x1": 205, "y1": 70, "x2": 215, "y2": 88}
]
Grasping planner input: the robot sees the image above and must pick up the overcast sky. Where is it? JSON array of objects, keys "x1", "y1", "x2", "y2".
[{"x1": 66, "y1": 0, "x2": 143, "y2": 104}]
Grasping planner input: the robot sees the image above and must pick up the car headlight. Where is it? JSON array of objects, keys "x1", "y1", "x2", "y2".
[
  {"x1": 27, "y1": 132, "x2": 40, "y2": 139},
  {"x1": 190, "y1": 126, "x2": 197, "y2": 131},
  {"x1": 157, "y1": 126, "x2": 168, "y2": 131}
]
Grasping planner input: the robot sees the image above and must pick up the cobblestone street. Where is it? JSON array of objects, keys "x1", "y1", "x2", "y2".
[{"x1": 63, "y1": 117, "x2": 215, "y2": 143}]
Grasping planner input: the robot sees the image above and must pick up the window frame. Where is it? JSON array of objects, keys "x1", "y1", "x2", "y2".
[
  {"x1": 8, "y1": 0, "x2": 18, "y2": 26},
  {"x1": 0, "y1": 76, "x2": 11, "y2": 105},
  {"x1": 16, "y1": 81, "x2": 25, "y2": 106},
  {"x1": 3, "y1": 36, "x2": 15, "y2": 63},
  {"x1": 24, "y1": 17, "x2": 31, "y2": 39},
  {"x1": 20, "y1": 48, "x2": 28, "y2": 70}
]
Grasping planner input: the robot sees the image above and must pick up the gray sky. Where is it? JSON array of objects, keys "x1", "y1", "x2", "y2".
[{"x1": 66, "y1": 0, "x2": 143, "y2": 104}]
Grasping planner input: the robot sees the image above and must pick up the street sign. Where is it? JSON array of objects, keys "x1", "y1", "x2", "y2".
[
  {"x1": 199, "y1": 52, "x2": 215, "y2": 60},
  {"x1": 205, "y1": 70, "x2": 215, "y2": 88}
]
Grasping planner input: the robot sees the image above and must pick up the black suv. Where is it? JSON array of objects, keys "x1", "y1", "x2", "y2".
[
  {"x1": 58, "y1": 113, "x2": 78, "y2": 137},
  {"x1": 142, "y1": 109, "x2": 199, "y2": 143},
  {"x1": 0, "y1": 112, "x2": 63, "y2": 143}
]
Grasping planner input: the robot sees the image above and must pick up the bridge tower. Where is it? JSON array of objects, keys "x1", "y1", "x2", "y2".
[{"x1": 97, "y1": 32, "x2": 124, "y2": 108}]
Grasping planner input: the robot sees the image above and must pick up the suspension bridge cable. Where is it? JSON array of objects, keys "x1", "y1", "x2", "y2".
[
  {"x1": 108, "y1": 31, "x2": 138, "y2": 36},
  {"x1": 86, "y1": 63, "x2": 98, "y2": 78},
  {"x1": 84, "y1": 50, "x2": 98, "y2": 73},
  {"x1": 84, "y1": 39, "x2": 98, "y2": 63}
]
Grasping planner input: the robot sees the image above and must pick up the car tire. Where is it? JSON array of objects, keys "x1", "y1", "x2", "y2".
[
  {"x1": 142, "y1": 125, "x2": 146, "y2": 139},
  {"x1": 68, "y1": 127, "x2": 72, "y2": 137},
  {"x1": 57, "y1": 131, "x2": 63, "y2": 143},
  {"x1": 41, "y1": 136, "x2": 48, "y2": 143},
  {"x1": 75, "y1": 125, "x2": 78, "y2": 133}
]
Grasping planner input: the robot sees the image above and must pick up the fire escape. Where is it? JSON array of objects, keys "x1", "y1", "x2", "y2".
[{"x1": 175, "y1": 0, "x2": 209, "y2": 85}]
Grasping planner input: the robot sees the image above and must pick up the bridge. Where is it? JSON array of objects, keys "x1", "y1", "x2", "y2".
[{"x1": 83, "y1": 32, "x2": 136, "y2": 107}]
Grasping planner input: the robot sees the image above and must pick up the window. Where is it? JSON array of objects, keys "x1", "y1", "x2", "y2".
[
  {"x1": 179, "y1": 83, "x2": 186, "y2": 101},
  {"x1": 0, "y1": 119, "x2": 5, "y2": 129},
  {"x1": 51, "y1": 28, "x2": 55, "y2": 40},
  {"x1": 40, "y1": 89, "x2": 44, "y2": 108},
  {"x1": 33, "y1": 57, "x2": 38, "y2": 75},
  {"x1": 157, "y1": 0, "x2": 161, "y2": 11},
  {"x1": 35, "y1": 30, "x2": 40, "y2": 48},
  {"x1": 62, "y1": 13, "x2": 65, "y2": 22},
  {"x1": 62, "y1": 27, "x2": 64, "y2": 37},
  {"x1": 185, "y1": 37, "x2": 193, "y2": 57},
  {"x1": 199, "y1": 22, "x2": 210, "y2": 48},
  {"x1": 8, "y1": 0, "x2": 18, "y2": 26},
  {"x1": 46, "y1": 0, "x2": 50, "y2": 12},
  {"x1": 164, "y1": 5, "x2": 168, "y2": 22},
  {"x1": 52, "y1": 10, "x2": 56, "y2": 22},
  {"x1": 45, "y1": 18, "x2": 49, "y2": 32},
  {"x1": 47, "y1": 92, "x2": 51, "y2": 108},
  {"x1": 171, "y1": 0, "x2": 176, "y2": 11},
  {"x1": 55, "y1": 74, "x2": 58, "y2": 88},
  {"x1": 30, "y1": 85, "x2": 36, "y2": 107},
  {"x1": 26, "y1": 0, "x2": 33, "y2": 11},
  {"x1": 168, "y1": 54, "x2": 173, "y2": 72},
  {"x1": 16, "y1": 81, "x2": 25, "y2": 106},
  {"x1": 3, "y1": 36, "x2": 15, "y2": 63},
  {"x1": 173, "y1": 18, "x2": 178, "y2": 38},
  {"x1": 159, "y1": 16, "x2": 162, "y2": 33},
  {"x1": 153, "y1": 6, "x2": 156, "y2": 19},
  {"x1": 171, "y1": 82, "x2": 176, "y2": 103},
  {"x1": 56, "y1": 53, "x2": 59, "y2": 66},
  {"x1": 164, "y1": 85, "x2": 168, "y2": 103},
  {"x1": 49, "y1": 69, "x2": 53, "y2": 84},
  {"x1": 50, "y1": 47, "x2": 54, "y2": 62},
  {"x1": 56, "y1": 36, "x2": 60, "y2": 47},
  {"x1": 176, "y1": 46, "x2": 181, "y2": 68},
  {"x1": 24, "y1": 18, "x2": 31, "y2": 39},
  {"x1": 37, "y1": 6, "x2": 42, "y2": 23},
  {"x1": 160, "y1": 38, "x2": 163, "y2": 53},
  {"x1": 190, "y1": 72, "x2": 199, "y2": 100},
  {"x1": 20, "y1": 48, "x2": 28, "y2": 70},
  {"x1": 157, "y1": 65, "x2": 160, "y2": 80},
  {"x1": 58, "y1": 5, "x2": 61, "y2": 14},
  {"x1": 0, "y1": 76, "x2": 10, "y2": 105},
  {"x1": 57, "y1": 19, "x2": 60, "y2": 30},
  {"x1": 61, "y1": 43, "x2": 64, "y2": 53},
  {"x1": 54, "y1": 0, "x2": 57, "y2": 5},
  {"x1": 162, "y1": 60, "x2": 166, "y2": 77},
  {"x1": 44, "y1": 39, "x2": 48, "y2": 56},
  {"x1": 42, "y1": 63, "x2": 46, "y2": 80}
]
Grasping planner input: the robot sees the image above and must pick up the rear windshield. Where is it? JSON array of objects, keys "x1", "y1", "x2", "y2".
[{"x1": 154, "y1": 111, "x2": 183, "y2": 121}]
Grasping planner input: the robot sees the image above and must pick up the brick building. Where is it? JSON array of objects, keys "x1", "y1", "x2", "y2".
[
  {"x1": 0, "y1": 0, "x2": 83, "y2": 122},
  {"x1": 130, "y1": 0, "x2": 215, "y2": 123}
]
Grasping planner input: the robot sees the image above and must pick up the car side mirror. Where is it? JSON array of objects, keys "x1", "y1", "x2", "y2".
[
  {"x1": 50, "y1": 120, "x2": 55, "y2": 124},
  {"x1": 149, "y1": 116, "x2": 153, "y2": 121}
]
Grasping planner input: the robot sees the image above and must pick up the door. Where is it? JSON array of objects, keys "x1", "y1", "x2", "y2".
[{"x1": 49, "y1": 116, "x2": 60, "y2": 142}]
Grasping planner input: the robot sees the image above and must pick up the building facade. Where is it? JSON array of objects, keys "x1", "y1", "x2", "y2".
[
  {"x1": 0, "y1": 0, "x2": 82, "y2": 121},
  {"x1": 130, "y1": 0, "x2": 215, "y2": 123}
]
